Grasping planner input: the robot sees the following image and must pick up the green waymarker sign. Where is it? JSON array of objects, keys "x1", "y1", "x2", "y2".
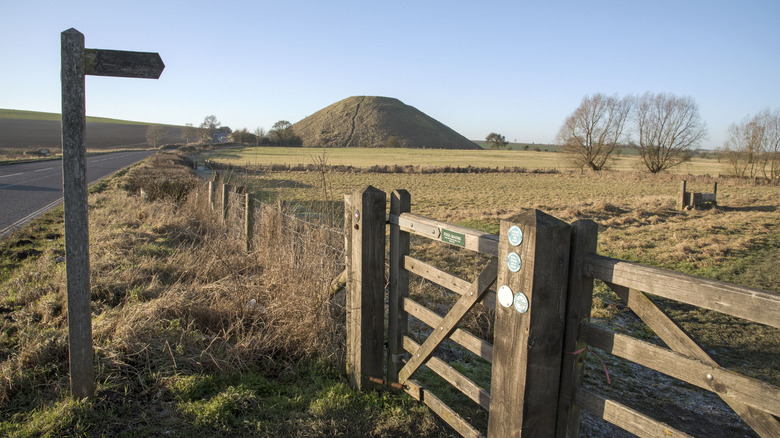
[{"x1": 442, "y1": 229, "x2": 466, "y2": 247}]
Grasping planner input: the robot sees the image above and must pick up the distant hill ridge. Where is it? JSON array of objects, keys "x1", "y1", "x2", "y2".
[{"x1": 292, "y1": 96, "x2": 479, "y2": 149}]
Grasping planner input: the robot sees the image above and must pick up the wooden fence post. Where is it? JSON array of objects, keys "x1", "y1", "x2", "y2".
[
  {"x1": 488, "y1": 210, "x2": 572, "y2": 437},
  {"x1": 245, "y1": 193, "x2": 254, "y2": 252},
  {"x1": 556, "y1": 220, "x2": 599, "y2": 438},
  {"x1": 208, "y1": 180, "x2": 215, "y2": 211},
  {"x1": 345, "y1": 186, "x2": 386, "y2": 390},
  {"x1": 678, "y1": 180, "x2": 687, "y2": 210},
  {"x1": 221, "y1": 183, "x2": 230, "y2": 223},
  {"x1": 388, "y1": 190, "x2": 411, "y2": 384}
]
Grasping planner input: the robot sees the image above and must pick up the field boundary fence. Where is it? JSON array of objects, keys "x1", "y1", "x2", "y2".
[
  {"x1": 198, "y1": 174, "x2": 779, "y2": 437},
  {"x1": 344, "y1": 185, "x2": 780, "y2": 437}
]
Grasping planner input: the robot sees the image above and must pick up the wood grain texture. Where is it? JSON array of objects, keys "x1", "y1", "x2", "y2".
[
  {"x1": 606, "y1": 283, "x2": 780, "y2": 437},
  {"x1": 586, "y1": 254, "x2": 780, "y2": 329},
  {"x1": 397, "y1": 259, "x2": 497, "y2": 384},
  {"x1": 581, "y1": 323, "x2": 780, "y2": 418},
  {"x1": 345, "y1": 186, "x2": 386, "y2": 390},
  {"x1": 403, "y1": 256, "x2": 497, "y2": 311},
  {"x1": 403, "y1": 297, "x2": 493, "y2": 362},
  {"x1": 556, "y1": 220, "x2": 598, "y2": 438},
  {"x1": 84, "y1": 49, "x2": 164, "y2": 79},
  {"x1": 388, "y1": 190, "x2": 411, "y2": 383},
  {"x1": 61, "y1": 27, "x2": 94, "y2": 400},
  {"x1": 576, "y1": 389, "x2": 693, "y2": 438},
  {"x1": 403, "y1": 336, "x2": 491, "y2": 410},
  {"x1": 404, "y1": 379, "x2": 486, "y2": 438},
  {"x1": 487, "y1": 210, "x2": 571, "y2": 438},
  {"x1": 389, "y1": 212, "x2": 499, "y2": 256}
]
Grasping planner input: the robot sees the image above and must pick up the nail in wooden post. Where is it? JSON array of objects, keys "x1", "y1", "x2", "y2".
[
  {"x1": 61, "y1": 28, "x2": 94, "y2": 399},
  {"x1": 245, "y1": 193, "x2": 254, "y2": 251},
  {"x1": 345, "y1": 186, "x2": 386, "y2": 390},
  {"x1": 221, "y1": 183, "x2": 230, "y2": 223},
  {"x1": 388, "y1": 189, "x2": 410, "y2": 384},
  {"x1": 556, "y1": 220, "x2": 598, "y2": 438},
  {"x1": 488, "y1": 210, "x2": 572, "y2": 437}
]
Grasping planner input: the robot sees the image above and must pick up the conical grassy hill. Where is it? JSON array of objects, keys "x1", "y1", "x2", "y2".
[{"x1": 292, "y1": 96, "x2": 479, "y2": 149}]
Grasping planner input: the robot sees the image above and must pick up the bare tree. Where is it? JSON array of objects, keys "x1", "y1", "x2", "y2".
[
  {"x1": 635, "y1": 93, "x2": 707, "y2": 173},
  {"x1": 557, "y1": 93, "x2": 632, "y2": 171},
  {"x1": 253, "y1": 127, "x2": 266, "y2": 146},
  {"x1": 723, "y1": 113, "x2": 766, "y2": 178},
  {"x1": 145, "y1": 125, "x2": 167, "y2": 148},
  {"x1": 759, "y1": 108, "x2": 780, "y2": 183}
]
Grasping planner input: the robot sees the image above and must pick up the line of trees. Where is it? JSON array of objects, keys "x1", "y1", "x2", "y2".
[
  {"x1": 557, "y1": 92, "x2": 707, "y2": 173},
  {"x1": 177, "y1": 116, "x2": 303, "y2": 147},
  {"x1": 721, "y1": 108, "x2": 780, "y2": 182}
]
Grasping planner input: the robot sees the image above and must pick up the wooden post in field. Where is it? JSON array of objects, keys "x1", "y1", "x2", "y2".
[
  {"x1": 245, "y1": 193, "x2": 254, "y2": 251},
  {"x1": 678, "y1": 180, "x2": 688, "y2": 210},
  {"x1": 387, "y1": 190, "x2": 410, "y2": 384},
  {"x1": 345, "y1": 186, "x2": 386, "y2": 390},
  {"x1": 208, "y1": 180, "x2": 215, "y2": 211},
  {"x1": 488, "y1": 210, "x2": 572, "y2": 437},
  {"x1": 221, "y1": 183, "x2": 230, "y2": 223},
  {"x1": 556, "y1": 220, "x2": 599, "y2": 438},
  {"x1": 712, "y1": 181, "x2": 718, "y2": 205},
  {"x1": 60, "y1": 27, "x2": 164, "y2": 399}
]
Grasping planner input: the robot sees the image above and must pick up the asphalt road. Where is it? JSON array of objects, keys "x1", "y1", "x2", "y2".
[{"x1": 0, "y1": 150, "x2": 154, "y2": 240}]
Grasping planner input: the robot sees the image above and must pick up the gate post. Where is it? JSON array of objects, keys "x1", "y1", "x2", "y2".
[
  {"x1": 488, "y1": 210, "x2": 571, "y2": 437},
  {"x1": 345, "y1": 186, "x2": 386, "y2": 390},
  {"x1": 388, "y1": 190, "x2": 411, "y2": 383},
  {"x1": 208, "y1": 180, "x2": 215, "y2": 211},
  {"x1": 556, "y1": 220, "x2": 598, "y2": 438}
]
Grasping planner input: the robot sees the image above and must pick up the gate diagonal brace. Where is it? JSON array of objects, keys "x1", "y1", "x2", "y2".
[{"x1": 397, "y1": 259, "x2": 498, "y2": 384}]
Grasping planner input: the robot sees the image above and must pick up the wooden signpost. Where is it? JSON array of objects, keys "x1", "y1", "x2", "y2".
[{"x1": 61, "y1": 28, "x2": 164, "y2": 398}]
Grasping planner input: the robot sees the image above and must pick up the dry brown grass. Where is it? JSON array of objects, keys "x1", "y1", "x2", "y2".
[{"x1": 0, "y1": 155, "x2": 345, "y2": 407}]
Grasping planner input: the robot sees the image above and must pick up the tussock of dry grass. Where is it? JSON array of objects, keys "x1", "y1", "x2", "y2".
[{"x1": 0, "y1": 155, "x2": 344, "y2": 408}]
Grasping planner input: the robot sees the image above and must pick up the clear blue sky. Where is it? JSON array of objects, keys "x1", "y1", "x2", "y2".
[{"x1": 2, "y1": 0, "x2": 778, "y2": 148}]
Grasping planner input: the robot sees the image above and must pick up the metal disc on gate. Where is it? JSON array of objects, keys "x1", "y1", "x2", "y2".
[
  {"x1": 508, "y1": 225, "x2": 523, "y2": 246},
  {"x1": 506, "y1": 252, "x2": 522, "y2": 273},
  {"x1": 498, "y1": 285, "x2": 514, "y2": 308},
  {"x1": 514, "y1": 292, "x2": 529, "y2": 314}
]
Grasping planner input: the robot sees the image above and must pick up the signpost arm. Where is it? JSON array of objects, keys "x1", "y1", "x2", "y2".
[{"x1": 61, "y1": 28, "x2": 94, "y2": 399}]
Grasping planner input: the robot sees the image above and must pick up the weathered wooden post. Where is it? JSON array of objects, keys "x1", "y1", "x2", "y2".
[
  {"x1": 345, "y1": 186, "x2": 386, "y2": 390},
  {"x1": 388, "y1": 190, "x2": 410, "y2": 384},
  {"x1": 556, "y1": 220, "x2": 599, "y2": 438},
  {"x1": 488, "y1": 210, "x2": 572, "y2": 437},
  {"x1": 61, "y1": 28, "x2": 92, "y2": 400},
  {"x1": 221, "y1": 183, "x2": 230, "y2": 223},
  {"x1": 678, "y1": 180, "x2": 688, "y2": 210},
  {"x1": 208, "y1": 180, "x2": 215, "y2": 211},
  {"x1": 245, "y1": 193, "x2": 255, "y2": 252},
  {"x1": 60, "y1": 27, "x2": 164, "y2": 399}
]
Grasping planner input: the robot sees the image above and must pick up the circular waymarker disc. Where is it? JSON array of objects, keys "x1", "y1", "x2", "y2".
[
  {"x1": 508, "y1": 225, "x2": 523, "y2": 246},
  {"x1": 498, "y1": 285, "x2": 514, "y2": 308},
  {"x1": 506, "y1": 252, "x2": 522, "y2": 273},
  {"x1": 514, "y1": 292, "x2": 530, "y2": 314}
]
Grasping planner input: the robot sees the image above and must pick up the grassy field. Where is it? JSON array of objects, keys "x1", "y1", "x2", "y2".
[
  {"x1": 201, "y1": 145, "x2": 779, "y2": 436},
  {"x1": 1, "y1": 147, "x2": 777, "y2": 436},
  {"x1": 0, "y1": 109, "x2": 183, "y2": 162},
  {"x1": 204, "y1": 145, "x2": 729, "y2": 175},
  {"x1": 0, "y1": 109, "x2": 164, "y2": 125}
]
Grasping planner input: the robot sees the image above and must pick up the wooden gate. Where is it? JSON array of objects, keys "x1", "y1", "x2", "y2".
[
  {"x1": 345, "y1": 186, "x2": 576, "y2": 436},
  {"x1": 344, "y1": 186, "x2": 780, "y2": 437}
]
